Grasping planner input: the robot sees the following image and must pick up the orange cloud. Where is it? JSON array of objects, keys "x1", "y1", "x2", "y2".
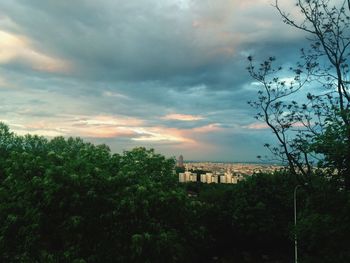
[
  {"x1": 76, "y1": 126, "x2": 135, "y2": 138},
  {"x1": 131, "y1": 127, "x2": 195, "y2": 143},
  {"x1": 64, "y1": 114, "x2": 145, "y2": 138},
  {"x1": 74, "y1": 114, "x2": 144, "y2": 127},
  {"x1": 161, "y1": 113, "x2": 204, "y2": 121},
  {"x1": 5, "y1": 111, "x2": 227, "y2": 150},
  {"x1": 245, "y1": 121, "x2": 306, "y2": 130},
  {"x1": 0, "y1": 30, "x2": 72, "y2": 73},
  {"x1": 191, "y1": 123, "x2": 223, "y2": 133},
  {"x1": 244, "y1": 122, "x2": 269, "y2": 130},
  {"x1": 10, "y1": 114, "x2": 145, "y2": 139},
  {"x1": 129, "y1": 123, "x2": 224, "y2": 145}
]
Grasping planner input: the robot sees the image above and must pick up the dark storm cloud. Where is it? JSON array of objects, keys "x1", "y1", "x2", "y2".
[
  {"x1": 0, "y1": 0, "x2": 304, "y2": 83},
  {"x1": 1, "y1": 0, "x2": 205, "y2": 81},
  {"x1": 0, "y1": 0, "x2": 309, "y2": 160}
]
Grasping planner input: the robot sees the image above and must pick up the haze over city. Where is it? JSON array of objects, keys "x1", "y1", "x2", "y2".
[{"x1": 0, "y1": 0, "x2": 306, "y2": 161}]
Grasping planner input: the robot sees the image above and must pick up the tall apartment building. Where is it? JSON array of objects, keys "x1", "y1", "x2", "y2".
[
  {"x1": 179, "y1": 170, "x2": 241, "y2": 184},
  {"x1": 177, "y1": 155, "x2": 184, "y2": 168}
]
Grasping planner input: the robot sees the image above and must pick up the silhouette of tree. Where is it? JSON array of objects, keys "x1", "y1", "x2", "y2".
[{"x1": 248, "y1": 0, "x2": 350, "y2": 189}]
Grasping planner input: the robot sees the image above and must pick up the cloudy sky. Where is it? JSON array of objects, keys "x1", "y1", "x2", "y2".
[{"x1": 0, "y1": 0, "x2": 307, "y2": 162}]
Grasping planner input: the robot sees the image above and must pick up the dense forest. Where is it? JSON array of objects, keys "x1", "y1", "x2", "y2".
[{"x1": 0, "y1": 123, "x2": 349, "y2": 263}]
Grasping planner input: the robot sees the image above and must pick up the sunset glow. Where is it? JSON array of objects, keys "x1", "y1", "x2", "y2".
[{"x1": 0, "y1": 0, "x2": 301, "y2": 161}]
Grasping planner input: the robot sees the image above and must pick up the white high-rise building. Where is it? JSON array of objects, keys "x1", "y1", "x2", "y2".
[
  {"x1": 190, "y1": 174, "x2": 197, "y2": 182},
  {"x1": 178, "y1": 171, "x2": 198, "y2": 183},
  {"x1": 207, "y1": 177, "x2": 212, "y2": 184},
  {"x1": 226, "y1": 174, "x2": 232, "y2": 184},
  {"x1": 184, "y1": 171, "x2": 192, "y2": 182},
  {"x1": 231, "y1": 176, "x2": 238, "y2": 184},
  {"x1": 179, "y1": 173, "x2": 185, "y2": 182},
  {"x1": 220, "y1": 175, "x2": 226, "y2": 183},
  {"x1": 206, "y1": 173, "x2": 213, "y2": 183}
]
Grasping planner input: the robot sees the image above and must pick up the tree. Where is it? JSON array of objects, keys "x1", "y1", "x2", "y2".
[
  {"x1": 248, "y1": 0, "x2": 350, "y2": 189},
  {"x1": 0, "y1": 123, "x2": 206, "y2": 263}
]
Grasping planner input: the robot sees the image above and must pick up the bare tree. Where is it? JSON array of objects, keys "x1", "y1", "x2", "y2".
[{"x1": 248, "y1": 0, "x2": 350, "y2": 189}]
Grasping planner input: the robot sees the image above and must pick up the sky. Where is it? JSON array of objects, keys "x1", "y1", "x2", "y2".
[{"x1": 0, "y1": 0, "x2": 308, "y2": 162}]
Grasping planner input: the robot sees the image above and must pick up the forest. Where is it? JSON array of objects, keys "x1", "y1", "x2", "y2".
[{"x1": 0, "y1": 122, "x2": 349, "y2": 263}]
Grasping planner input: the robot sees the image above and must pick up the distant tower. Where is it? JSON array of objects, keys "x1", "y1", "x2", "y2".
[{"x1": 177, "y1": 155, "x2": 184, "y2": 168}]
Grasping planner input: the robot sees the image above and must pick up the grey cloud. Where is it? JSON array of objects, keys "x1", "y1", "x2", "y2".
[
  {"x1": 0, "y1": 0, "x2": 311, "y2": 161},
  {"x1": 0, "y1": 0, "x2": 302, "y2": 82}
]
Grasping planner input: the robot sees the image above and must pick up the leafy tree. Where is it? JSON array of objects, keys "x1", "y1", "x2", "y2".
[
  {"x1": 296, "y1": 177, "x2": 350, "y2": 263},
  {"x1": 0, "y1": 123, "x2": 206, "y2": 263}
]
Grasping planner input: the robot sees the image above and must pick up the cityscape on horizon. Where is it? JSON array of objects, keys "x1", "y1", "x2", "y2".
[{"x1": 176, "y1": 154, "x2": 283, "y2": 184}]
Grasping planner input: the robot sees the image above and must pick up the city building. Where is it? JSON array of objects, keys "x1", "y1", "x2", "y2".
[
  {"x1": 177, "y1": 155, "x2": 184, "y2": 168},
  {"x1": 177, "y1": 162, "x2": 282, "y2": 184}
]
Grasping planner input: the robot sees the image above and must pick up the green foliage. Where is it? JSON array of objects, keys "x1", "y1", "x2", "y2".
[
  {"x1": 0, "y1": 123, "x2": 204, "y2": 263},
  {"x1": 174, "y1": 166, "x2": 185, "y2": 174},
  {"x1": 293, "y1": 178, "x2": 350, "y2": 263},
  {"x1": 1, "y1": 123, "x2": 349, "y2": 263},
  {"x1": 191, "y1": 172, "x2": 297, "y2": 262},
  {"x1": 312, "y1": 110, "x2": 350, "y2": 186}
]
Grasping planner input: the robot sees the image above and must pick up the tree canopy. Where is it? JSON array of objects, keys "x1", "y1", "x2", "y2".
[
  {"x1": 0, "y1": 123, "x2": 206, "y2": 263},
  {"x1": 1, "y1": 123, "x2": 349, "y2": 262}
]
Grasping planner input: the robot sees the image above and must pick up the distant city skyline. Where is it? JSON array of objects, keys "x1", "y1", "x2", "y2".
[{"x1": 0, "y1": 0, "x2": 306, "y2": 161}]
